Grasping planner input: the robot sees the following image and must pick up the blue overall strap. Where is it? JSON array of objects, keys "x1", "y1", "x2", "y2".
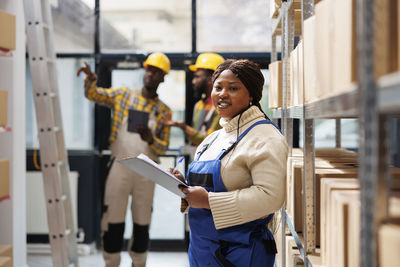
[
  {"x1": 194, "y1": 131, "x2": 220, "y2": 161},
  {"x1": 219, "y1": 120, "x2": 279, "y2": 160}
]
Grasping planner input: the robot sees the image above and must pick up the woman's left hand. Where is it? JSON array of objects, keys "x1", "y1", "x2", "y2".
[{"x1": 180, "y1": 186, "x2": 210, "y2": 209}]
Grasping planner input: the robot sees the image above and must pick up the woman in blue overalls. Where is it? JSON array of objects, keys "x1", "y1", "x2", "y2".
[{"x1": 172, "y1": 59, "x2": 288, "y2": 267}]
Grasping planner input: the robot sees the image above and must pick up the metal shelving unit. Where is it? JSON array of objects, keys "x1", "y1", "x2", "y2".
[{"x1": 270, "y1": 0, "x2": 400, "y2": 266}]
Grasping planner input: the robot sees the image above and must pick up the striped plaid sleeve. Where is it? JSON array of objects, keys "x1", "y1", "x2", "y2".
[
  {"x1": 84, "y1": 76, "x2": 126, "y2": 108},
  {"x1": 149, "y1": 105, "x2": 172, "y2": 155}
]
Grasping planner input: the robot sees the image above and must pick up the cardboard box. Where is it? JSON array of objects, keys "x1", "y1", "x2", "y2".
[
  {"x1": 268, "y1": 61, "x2": 282, "y2": 108},
  {"x1": 286, "y1": 157, "x2": 356, "y2": 232},
  {"x1": 0, "y1": 246, "x2": 12, "y2": 267},
  {"x1": 293, "y1": 167, "x2": 358, "y2": 245},
  {"x1": 330, "y1": 190, "x2": 360, "y2": 267},
  {"x1": 347, "y1": 197, "x2": 360, "y2": 267},
  {"x1": 0, "y1": 10, "x2": 16, "y2": 51},
  {"x1": 0, "y1": 159, "x2": 10, "y2": 201},
  {"x1": 332, "y1": 0, "x2": 357, "y2": 95},
  {"x1": 303, "y1": 16, "x2": 318, "y2": 103},
  {"x1": 321, "y1": 179, "x2": 359, "y2": 265},
  {"x1": 270, "y1": 0, "x2": 281, "y2": 19},
  {"x1": 375, "y1": 0, "x2": 399, "y2": 77},
  {"x1": 0, "y1": 257, "x2": 11, "y2": 267},
  {"x1": 398, "y1": 0, "x2": 400, "y2": 71},
  {"x1": 297, "y1": 40, "x2": 304, "y2": 106},
  {"x1": 290, "y1": 49, "x2": 297, "y2": 107},
  {"x1": 286, "y1": 148, "x2": 358, "y2": 233},
  {"x1": 379, "y1": 222, "x2": 400, "y2": 267},
  {"x1": 315, "y1": 0, "x2": 333, "y2": 99},
  {"x1": 0, "y1": 246, "x2": 11, "y2": 258},
  {"x1": 389, "y1": 0, "x2": 398, "y2": 72},
  {"x1": 389, "y1": 196, "x2": 400, "y2": 217},
  {"x1": 0, "y1": 90, "x2": 7, "y2": 127},
  {"x1": 286, "y1": 236, "x2": 304, "y2": 266}
]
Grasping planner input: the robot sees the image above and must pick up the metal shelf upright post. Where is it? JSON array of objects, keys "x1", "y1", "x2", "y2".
[
  {"x1": 356, "y1": 0, "x2": 396, "y2": 266},
  {"x1": 300, "y1": 0, "x2": 316, "y2": 257}
]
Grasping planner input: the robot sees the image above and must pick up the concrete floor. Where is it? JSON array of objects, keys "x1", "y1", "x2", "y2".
[{"x1": 27, "y1": 251, "x2": 189, "y2": 267}]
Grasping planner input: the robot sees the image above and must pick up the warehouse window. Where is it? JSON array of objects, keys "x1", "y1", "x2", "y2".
[
  {"x1": 299, "y1": 119, "x2": 359, "y2": 149},
  {"x1": 197, "y1": 0, "x2": 271, "y2": 52},
  {"x1": 50, "y1": 0, "x2": 95, "y2": 53},
  {"x1": 26, "y1": 58, "x2": 94, "y2": 149},
  {"x1": 100, "y1": 0, "x2": 191, "y2": 52}
]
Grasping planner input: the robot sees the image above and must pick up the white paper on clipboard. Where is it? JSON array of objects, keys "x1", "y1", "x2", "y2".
[{"x1": 118, "y1": 153, "x2": 188, "y2": 198}]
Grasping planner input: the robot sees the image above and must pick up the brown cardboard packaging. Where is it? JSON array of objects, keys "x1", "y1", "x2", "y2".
[
  {"x1": 0, "y1": 10, "x2": 16, "y2": 50},
  {"x1": 0, "y1": 246, "x2": 11, "y2": 258},
  {"x1": 269, "y1": 0, "x2": 281, "y2": 19},
  {"x1": 332, "y1": 0, "x2": 357, "y2": 95},
  {"x1": 379, "y1": 222, "x2": 400, "y2": 267},
  {"x1": 303, "y1": 16, "x2": 318, "y2": 103},
  {"x1": 268, "y1": 61, "x2": 282, "y2": 108},
  {"x1": 286, "y1": 148, "x2": 358, "y2": 234},
  {"x1": 330, "y1": 190, "x2": 360, "y2": 267},
  {"x1": 294, "y1": 168, "x2": 358, "y2": 245},
  {"x1": 375, "y1": 0, "x2": 399, "y2": 77},
  {"x1": 285, "y1": 236, "x2": 301, "y2": 267},
  {"x1": 0, "y1": 257, "x2": 11, "y2": 267},
  {"x1": 0, "y1": 159, "x2": 10, "y2": 200},
  {"x1": 0, "y1": 246, "x2": 12, "y2": 267},
  {"x1": 398, "y1": 0, "x2": 400, "y2": 71},
  {"x1": 290, "y1": 48, "x2": 297, "y2": 107},
  {"x1": 320, "y1": 179, "x2": 359, "y2": 265},
  {"x1": 0, "y1": 90, "x2": 8, "y2": 127},
  {"x1": 315, "y1": 0, "x2": 333, "y2": 99},
  {"x1": 297, "y1": 40, "x2": 304, "y2": 106}
]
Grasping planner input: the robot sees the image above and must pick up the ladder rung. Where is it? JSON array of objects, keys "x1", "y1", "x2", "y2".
[{"x1": 27, "y1": 21, "x2": 49, "y2": 29}]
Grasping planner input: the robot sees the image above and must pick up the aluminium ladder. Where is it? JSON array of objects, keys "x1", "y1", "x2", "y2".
[{"x1": 23, "y1": 0, "x2": 79, "y2": 266}]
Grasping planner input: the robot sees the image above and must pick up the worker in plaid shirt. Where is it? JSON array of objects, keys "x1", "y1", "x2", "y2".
[{"x1": 77, "y1": 52, "x2": 172, "y2": 267}]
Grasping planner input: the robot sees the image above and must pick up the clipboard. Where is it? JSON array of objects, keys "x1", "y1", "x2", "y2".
[
  {"x1": 118, "y1": 153, "x2": 188, "y2": 198},
  {"x1": 127, "y1": 109, "x2": 149, "y2": 133}
]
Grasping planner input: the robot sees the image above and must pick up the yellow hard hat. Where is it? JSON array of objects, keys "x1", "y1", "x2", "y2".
[
  {"x1": 189, "y1": 53, "x2": 224, "y2": 72},
  {"x1": 143, "y1": 52, "x2": 171, "y2": 74}
]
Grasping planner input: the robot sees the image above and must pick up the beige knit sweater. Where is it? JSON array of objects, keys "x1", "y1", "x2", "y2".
[{"x1": 194, "y1": 106, "x2": 288, "y2": 230}]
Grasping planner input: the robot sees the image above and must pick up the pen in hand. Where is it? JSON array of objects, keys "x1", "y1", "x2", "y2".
[{"x1": 172, "y1": 156, "x2": 185, "y2": 175}]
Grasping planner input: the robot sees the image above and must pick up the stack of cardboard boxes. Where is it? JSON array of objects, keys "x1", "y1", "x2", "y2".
[
  {"x1": 280, "y1": 146, "x2": 400, "y2": 267},
  {"x1": 269, "y1": 0, "x2": 399, "y2": 107},
  {"x1": 0, "y1": 245, "x2": 12, "y2": 267},
  {"x1": 0, "y1": 8, "x2": 12, "y2": 204},
  {"x1": 0, "y1": 8, "x2": 15, "y2": 267}
]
